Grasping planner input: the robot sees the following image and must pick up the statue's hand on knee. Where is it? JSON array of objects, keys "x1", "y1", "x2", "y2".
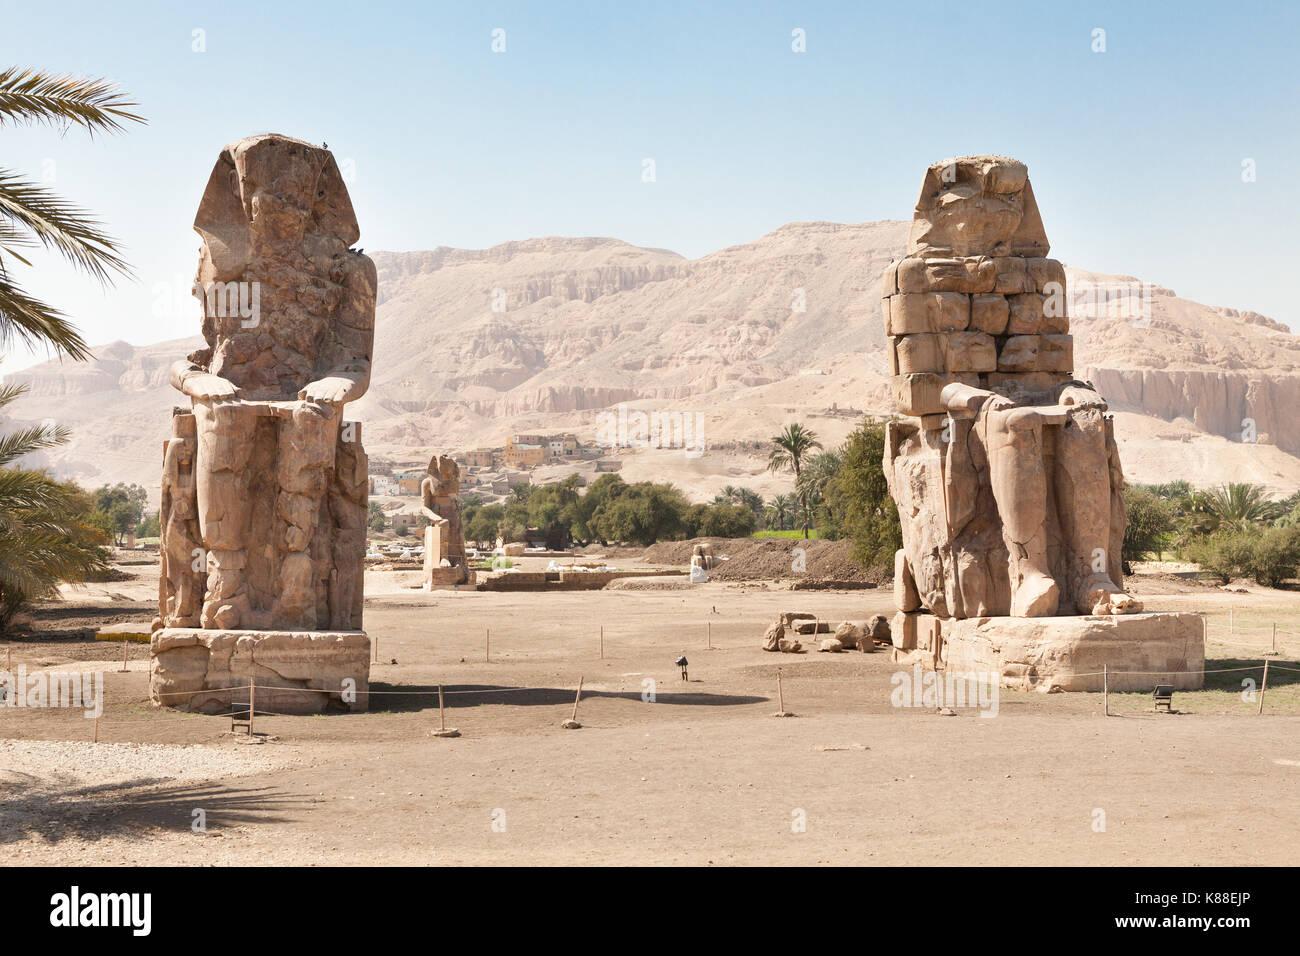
[
  {"x1": 300, "y1": 375, "x2": 360, "y2": 405},
  {"x1": 1057, "y1": 382, "x2": 1106, "y2": 410},
  {"x1": 172, "y1": 361, "x2": 239, "y2": 401}
]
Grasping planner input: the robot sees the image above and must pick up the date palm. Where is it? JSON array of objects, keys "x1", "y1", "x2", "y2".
[
  {"x1": 767, "y1": 423, "x2": 822, "y2": 538},
  {"x1": 1, "y1": 67, "x2": 145, "y2": 359},
  {"x1": 767, "y1": 492, "x2": 797, "y2": 531},
  {"x1": 0, "y1": 383, "x2": 109, "y2": 630},
  {"x1": 796, "y1": 449, "x2": 842, "y2": 511},
  {"x1": 1184, "y1": 482, "x2": 1281, "y2": 537},
  {"x1": 0, "y1": 68, "x2": 141, "y2": 629}
]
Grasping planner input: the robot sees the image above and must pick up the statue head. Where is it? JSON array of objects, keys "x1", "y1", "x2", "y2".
[
  {"x1": 189, "y1": 133, "x2": 375, "y2": 400},
  {"x1": 425, "y1": 454, "x2": 459, "y2": 496},
  {"x1": 907, "y1": 155, "x2": 1049, "y2": 259}
]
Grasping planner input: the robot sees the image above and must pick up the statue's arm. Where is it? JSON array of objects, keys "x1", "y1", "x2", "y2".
[
  {"x1": 940, "y1": 381, "x2": 1013, "y2": 413},
  {"x1": 1056, "y1": 380, "x2": 1107, "y2": 410},
  {"x1": 299, "y1": 359, "x2": 370, "y2": 405},
  {"x1": 169, "y1": 358, "x2": 239, "y2": 400}
]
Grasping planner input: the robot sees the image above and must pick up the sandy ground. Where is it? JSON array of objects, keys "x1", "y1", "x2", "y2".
[{"x1": 3, "y1": 557, "x2": 1300, "y2": 866}]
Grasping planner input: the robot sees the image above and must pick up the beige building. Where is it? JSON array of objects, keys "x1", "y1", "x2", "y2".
[
  {"x1": 460, "y1": 448, "x2": 497, "y2": 468},
  {"x1": 504, "y1": 435, "x2": 546, "y2": 469},
  {"x1": 547, "y1": 434, "x2": 579, "y2": 459}
]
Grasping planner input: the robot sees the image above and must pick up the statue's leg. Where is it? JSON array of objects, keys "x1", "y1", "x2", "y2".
[
  {"x1": 329, "y1": 425, "x2": 367, "y2": 628},
  {"x1": 193, "y1": 401, "x2": 257, "y2": 628},
  {"x1": 1057, "y1": 406, "x2": 1142, "y2": 614},
  {"x1": 275, "y1": 401, "x2": 340, "y2": 628},
  {"x1": 986, "y1": 406, "x2": 1059, "y2": 617}
]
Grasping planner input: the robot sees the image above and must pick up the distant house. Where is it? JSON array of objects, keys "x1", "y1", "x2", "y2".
[
  {"x1": 504, "y1": 435, "x2": 546, "y2": 469},
  {"x1": 461, "y1": 447, "x2": 497, "y2": 468},
  {"x1": 395, "y1": 471, "x2": 423, "y2": 495},
  {"x1": 369, "y1": 475, "x2": 397, "y2": 496},
  {"x1": 547, "y1": 434, "x2": 579, "y2": 460}
]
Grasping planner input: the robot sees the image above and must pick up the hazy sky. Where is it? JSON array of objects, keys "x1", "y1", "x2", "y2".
[{"x1": 3, "y1": 0, "x2": 1297, "y2": 373}]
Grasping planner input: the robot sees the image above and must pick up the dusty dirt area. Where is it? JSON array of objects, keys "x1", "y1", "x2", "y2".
[{"x1": 3, "y1": 553, "x2": 1300, "y2": 866}]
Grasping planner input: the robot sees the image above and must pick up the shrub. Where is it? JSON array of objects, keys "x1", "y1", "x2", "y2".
[
  {"x1": 1184, "y1": 526, "x2": 1300, "y2": 587},
  {"x1": 1123, "y1": 484, "x2": 1176, "y2": 562}
]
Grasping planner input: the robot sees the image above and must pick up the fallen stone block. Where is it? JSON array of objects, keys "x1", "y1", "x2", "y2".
[
  {"x1": 834, "y1": 621, "x2": 865, "y2": 648},
  {"x1": 762, "y1": 622, "x2": 785, "y2": 652}
]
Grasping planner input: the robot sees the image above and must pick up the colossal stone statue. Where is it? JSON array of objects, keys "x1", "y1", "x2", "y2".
[
  {"x1": 882, "y1": 157, "x2": 1203, "y2": 691},
  {"x1": 421, "y1": 454, "x2": 470, "y2": 587},
  {"x1": 151, "y1": 134, "x2": 371, "y2": 713}
]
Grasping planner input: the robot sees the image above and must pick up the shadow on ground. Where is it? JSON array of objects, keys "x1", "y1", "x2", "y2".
[
  {"x1": 1202, "y1": 657, "x2": 1300, "y2": 691},
  {"x1": 367, "y1": 682, "x2": 768, "y2": 713},
  {"x1": 0, "y1": 775, "x2": 304, "y2": 845}
]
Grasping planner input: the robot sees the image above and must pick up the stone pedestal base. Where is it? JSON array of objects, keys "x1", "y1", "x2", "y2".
[
  {"x1": 424, "y1": 567, "x2": 473, "y2": 590},
  {"x1": 891, "y1": 611, "x2": 1204, "y2": 692},
  {"x1": 150, "y1": 628, "x2": 370, "y2": 714}
]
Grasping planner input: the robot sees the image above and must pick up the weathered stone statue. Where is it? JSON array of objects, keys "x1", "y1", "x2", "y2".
[
  {"x1": 158, "y1": 413, "x2": 201, "y2": 627},
  {"x1": 421, "y1": 454, "x2": 470, "y2": 587},
  {"x1": 882, "y1": 156, "x2": 1203, "y2": 691},
  {"x1": 151, "y1": 134, "x2": 371, "y2": 713}
]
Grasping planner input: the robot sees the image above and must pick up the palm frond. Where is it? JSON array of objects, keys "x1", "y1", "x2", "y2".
[
  {"x1": 0, "y1": 421, "x2": 69, "y2": 468},
  {"x1": 0, "y1": 68, "x2": 145, "y2": 135},
  {"x1": 0, "y1": 278, "x2": 92, "y2": 359},
  {"x1": 0, "y1": 169, "x2": 132, "y2": 282},
  {"x1": 0, "y1": 381, "x2": 31, "y2": 410},
  {"x1": 0, "y1": 466, "x2": 72, "y2": 512}
]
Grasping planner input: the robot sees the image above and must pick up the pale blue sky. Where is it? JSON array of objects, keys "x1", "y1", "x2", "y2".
[{"x1": 3, "y1": 0, "x2": 1297, "y2": 372}]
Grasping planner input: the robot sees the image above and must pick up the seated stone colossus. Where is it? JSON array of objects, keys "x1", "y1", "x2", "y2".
[
  {"x1": 152, "y1": 134, "x2": 372, "y2": 714},
  {"x1": 158, "y1": 134, "x2": 373, "y2": 634},
  {"x1": 882, "y1": 155, "x2": 1141, "y2": 623}
]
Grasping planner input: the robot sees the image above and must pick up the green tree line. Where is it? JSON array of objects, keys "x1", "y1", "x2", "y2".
[{"x1": 1124, "y1": 481, "x2": 1300, "y2": 587}]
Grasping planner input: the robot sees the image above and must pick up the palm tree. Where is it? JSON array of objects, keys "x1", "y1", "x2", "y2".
[
  {"x1": 796, "y1": 449, "x2": 842, "y2": 514},
  {"x1": 767, "y1": 423, "x2": 822, "y2": 538},
  {"x1": 0, "y1": 69, "x2": 142, "y2": 629},
  {"x1": 767, "y1": 493, "x2": 797, "y2": 531},
  {"x1": 736, "y1": 487, "x2": 764, "y2": 522},
  {"x1": 714, "y1": 485, "x2": 740, "y2": 505},
  {"x1": 0, "y1": 384, "x2": 108, "y2": 630},
  {"x1": 777, "y1": 493, "x2": 798, "y2": 530},
  {"x1": 1, "y1": 68, "x2": 144, "y2": 359},
  {"x1": 1184, "y1": 482, "x2": 1281, "y2": 536}
]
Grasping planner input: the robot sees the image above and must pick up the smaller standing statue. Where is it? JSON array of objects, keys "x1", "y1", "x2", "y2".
[{"x1": 421, "y1": 455, "x2": 470, "y2": 587}]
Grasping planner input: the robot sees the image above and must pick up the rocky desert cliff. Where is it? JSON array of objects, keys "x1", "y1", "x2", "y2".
[{"x1": 6, "y1": 220, "x2": 1300, "y2": 503}]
